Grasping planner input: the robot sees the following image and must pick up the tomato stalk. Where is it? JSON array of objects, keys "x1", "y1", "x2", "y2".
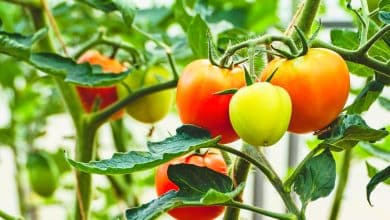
[{"x1": 329, "y1": 149, "x2": 352, "y2": 220}]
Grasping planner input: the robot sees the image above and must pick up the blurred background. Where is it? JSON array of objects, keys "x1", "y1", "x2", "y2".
[{"x1": 0, "y1": 0, "x2": 389, "y2": 219}]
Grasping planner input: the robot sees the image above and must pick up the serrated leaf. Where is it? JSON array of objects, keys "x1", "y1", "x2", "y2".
[
  {"x1": 126, "y1": 164, "x2": 241, "y2": 220},
  {"x1": 367, "y1": 165, "x2": 390, "y2": 206},
  {"x1": 187, "y1": 14, "x2": 210, "y2": 58},
  {"x1": 346, "y1": 80, "x2": 384, "y2": 114},
  {"x1": 318, "y1": 114, "x2": 389, "y2": 151},
  {"x1": 67, "y1": 125, "x2": 220, "y2": 174},
  {"x1": 293, "y1": 149, "x2": 336, "y2": 203}
]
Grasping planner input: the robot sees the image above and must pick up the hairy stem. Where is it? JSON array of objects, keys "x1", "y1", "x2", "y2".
[
  {"x1": 223, "y1": 143, "x2": 252, "y2": 220},
  {"x1": 226, "y1": 201, "x2": 297, "y2": 220},
  {"x1": 329, "y1": 149, "x2": 352, "y2": 220},
  {"x1": 293, "y1": 0, "x2": 322, "y2": 40}
]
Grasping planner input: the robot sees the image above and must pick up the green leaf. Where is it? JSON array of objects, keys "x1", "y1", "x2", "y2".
[
  {"x1": 360, "y1": 142, "x2": 390, "y2": 161},
  {"x1": 367, "y1": 165, "x2": 390, "y2": 206},
  {"x1": 346, "y1": 80, "x2": 384, "y2": 114},
  {"x1": 379, "y1": 96, "x2": 390, "y2": 110},
  {"x1": 318, "y1": 114, "x2": 389, "y2": 151},
  {"x1": 174, "y1": 0, "x2": 195, "y2": 29},
  {"x1": 0, "y1": 28, "x2": 47, "y2": 59},
  {"x1": 187, "y1": 15, "x2": 210, "y2": 58},
  {"x1": 126, "y1": 164, "x2": 241, "y2": 220},
  {"x1": 366, "y1": 162, "x2": 390, "y2": 185},
  {"x1": 379, "y1": 11, "x2": 390, "y2": 24},
  {"x1": 293, "y1": 149, "x2": 336, "y2": 203},
  {"x1": 67, "y1": 125, "x2": 220, "y2": 174}
]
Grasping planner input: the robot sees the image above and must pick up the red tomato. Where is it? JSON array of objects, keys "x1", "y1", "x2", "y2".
[
  {"x1": 76, "y1": 50, "x2": 125, "y2": 119},
  {"x1": 261, "y1": 48, "x2": 350, "y2": 133},
  {"x1": 176, "y1": 59, "x2": 245, "y2": 143},
  {"x1": 155, "y1": 152, "x2": 227, "y2": 220}
]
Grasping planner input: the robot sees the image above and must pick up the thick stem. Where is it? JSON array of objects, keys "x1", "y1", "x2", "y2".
[
  {"x1": 74, "y1": 118, "x2": 97, "y2": 220},
  {"x1": 329, "y1": 149, "x2": 352, "y2": 220},
  {"x1": 293, "y1": 0, "x2": 322, "y2": 40},
  {"x1": 223, "y1": 143, "x2": 252, "y2": 220}
]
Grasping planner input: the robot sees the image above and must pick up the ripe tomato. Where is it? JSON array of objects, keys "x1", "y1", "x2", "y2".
[
  {"x1": 261, "y1": 48, "x2": 350, "y2": 133},
  {"x1": 229, "y1": 82, "x2": 292, "y2": 146},
  {"x1": 27, "y1": 151, "x2": 59, "y2": 197},
  {"x1": 76, "y1": 50, "x2": 126, "y2": 119},
  {"x1": 118, "y1": 66, "x2": 174, "y2": 123},
  {"x1": 176, "y1": 59, "x2": 245, "y2": 143},
  {"x1": 155, "y1": 152, "x2": 227, "y2": 220}
]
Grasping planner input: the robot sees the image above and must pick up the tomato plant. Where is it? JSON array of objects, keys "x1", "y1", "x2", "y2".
[
  {"x1": 0, "y1": 1, "x2": 389, "y2": 220},
  {"x1": 176, "y1": 59, "x2": 245, "y2": 143},
  {"x1": 76, "y1": 50, "x2": 126, "y2": 120},
  {"x1": 155, "y1": 152, "x2": 227, "y2": 220},
  {"x1": 261, "y1": 48, "x2": 350, "y2": 133},
  {"x1": 229, "y1": 82, "x2": 292, "y2": 146},
  {"x1": 118, "y1": 66, "x2": 174, "y2": 123}
]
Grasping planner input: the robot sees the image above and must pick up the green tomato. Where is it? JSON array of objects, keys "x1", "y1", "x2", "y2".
[
  {"x1": 27, "y1": 151, "x2": 59, "y2": 197},
  {"x1": 118, "y1": 66, "x2": 174, "y2": 123},
  {"x1": 229, "y1": 82, "x2": 292, "y2": 146}
]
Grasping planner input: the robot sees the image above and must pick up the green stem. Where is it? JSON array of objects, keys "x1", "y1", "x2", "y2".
[
  {"x1": 219, "y1": 35, "x2": 298, "y2": 66},
  {"x1": 284, "y1": 145, "x2": 323, "y2": 192},
  {"x1": 359, "y1": 0, "x2": 369, "y2": 47},
  {"x1": 329, "y1": 149, "x2": 352, "y2": 220},
  {"x1": 74, "y1": 118, "x2": 97, "y2": 220},
  {"x1": 293, "y1": 0, "x2": 322, "y2": 40},
  {"x1": 11, "y1": 146, "x2": 28, "y2": 217},
  {"x1": 222, "y1": 143, "x2": 252, "y2": 220},
  {"x1": 89, "y1": 79, "x2": 177, "y2": 127},
  {"x1": 215, "y1": 144, "x2": 300, "y2": 218},
  {"x1": 0, "y1": 210, "x2": 23, "y2": 220},
  {"x1": 226, "y1": 201, "x2": 297, "y2": 220}
]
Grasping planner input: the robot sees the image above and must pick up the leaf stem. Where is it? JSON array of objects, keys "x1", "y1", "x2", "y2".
[
  {"x1": 89, "y1": 79, "x2": 177, "y2": 127},
  {"x1": 0, "y1": 210, "x2": 24, "y2": 220},
  {"x1": 284, "y1": 145, "x2": 324, "y2": 192},
  {"x1": 329, "y1": 149, "x2": 352, "y2": 220},
  {"x1": 359, "y1": 0, "x2": 370, "y2": 47},
  {"x1": 226, "y1": 201, "x2": 297, "y2": 220}
]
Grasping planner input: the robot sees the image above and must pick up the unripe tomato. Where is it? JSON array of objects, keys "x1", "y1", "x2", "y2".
[
  {"x1": 27, "y1": 151, "x2": 59, "y2": 197},
  {"x1": 155, "y1": 152, "x2": 227, "y2": 220},
  {"x1": 261, "y1": 48, "x2": 350, "y2": 133},
  {"x1": 118, "y1": 66, "x2": 174, "y2": 123},
  {"x1": 76, "y1": 50, "x2": 126, "y2": 120},
  {"x1": 176, "y1": 59, "x2": 246, "y2": 143},
  {"x1": 229, "y1": 82, "x2": 292, "y2": 146}
]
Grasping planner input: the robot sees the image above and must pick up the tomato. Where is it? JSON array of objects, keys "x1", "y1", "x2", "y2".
[
  {"x1": 176, "y1": 59, "x2": 246, "y2": 143},
  {"x1": 229, "y1": 82, "x2": 292, "y2": 146},
  {"x1": 261, "y1": 48, "x2": 350, "y2": 133},
  {"x1": 76, "y1": 50, "x2": 126, "y2": 119},
  {"x1": 27, "y1": 151, "x2": 59, "y2": 197},
  {"x1": 117, "y1": 66, "x2": 174, "y2": 123},
  {"x1": 155, "y1": 152, "x2": 227, "y2": 220}
]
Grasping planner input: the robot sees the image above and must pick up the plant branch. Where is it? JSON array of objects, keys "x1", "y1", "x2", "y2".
[
  {"x1": 214, "y1": 144, "x2": 300, "y2": 216},
  {"x1": 226, "y1": 201, "x2": 297, "y2": 220},
  {"x1": 89, "y1": 79, "x2": 177, "y2": 127},
  {"x1": 0, "y1": 209, "x2": 23, "y2": 220},
  {"x1": 284, "y1": 144, "x2": 324, "y2": 192},
  {"x1": 356, "y1": 24, "x2": 390, "y2": 55},
  {"x1": 219, "y1": 35, "x2": 298, "y2": 66},
  {"x1": 359, "y1": 0, "x2": 369, "y2": 47},
  {"x1": 293, "y1": 0, "x2": 322, "y2": 40},
  {"x1": 329, "y1": 149, "x2": 352, "y2": 220}
]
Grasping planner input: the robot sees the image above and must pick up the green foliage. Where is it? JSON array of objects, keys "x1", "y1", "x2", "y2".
[
  {"x1": 366, "y1": 165, "x2": 390, "y2": 205},
  {"x1": 293, "y1": 149, "x2": 336, "y2": 203},
  {"x1": 346, "y1": 80, "x2": 384, "y2": 114},
  {"x1": 67, "y1": 125, "x2": 220, "y2": 174},
  {"x1": 126, "y1": 164, "x2": 243, "y2": 220},
  {"x1": 187, "y1": 15, "x2": 210, "y2": 58}
]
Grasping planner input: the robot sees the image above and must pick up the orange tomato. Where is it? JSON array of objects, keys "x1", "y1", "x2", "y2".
[
  {"x1": 76, "y1": 50, "x2": 125, "y2": 120},
  {"x1": 155, "y1": 152, "x2": 227, "y2": 220},
  {"x1": 176, "y1": 59, "x2": 245, "y2": 143},
  {"x1": 261, "y1": 48, "x2": 350, "y2": 133}
]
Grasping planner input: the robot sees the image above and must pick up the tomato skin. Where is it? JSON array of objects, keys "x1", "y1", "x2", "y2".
[
  {"x1": 155, "y1": 152, "x2": 227, "y2": 220},
  {"x1": 76, "y1": 50, "x2": 125, "y2": 120},
  {"x1": 229, "y1": 82, "x2": 292, "y2": 146},
  {"x1": 261, "y1": 48, "x2": 350, "y2": 133},
  {"x1": 118, "y1": 66, "x2": 174, "y2": 123},
  {"x1": 176, "y1": 59, "x2": 246, "y2": 143}
]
